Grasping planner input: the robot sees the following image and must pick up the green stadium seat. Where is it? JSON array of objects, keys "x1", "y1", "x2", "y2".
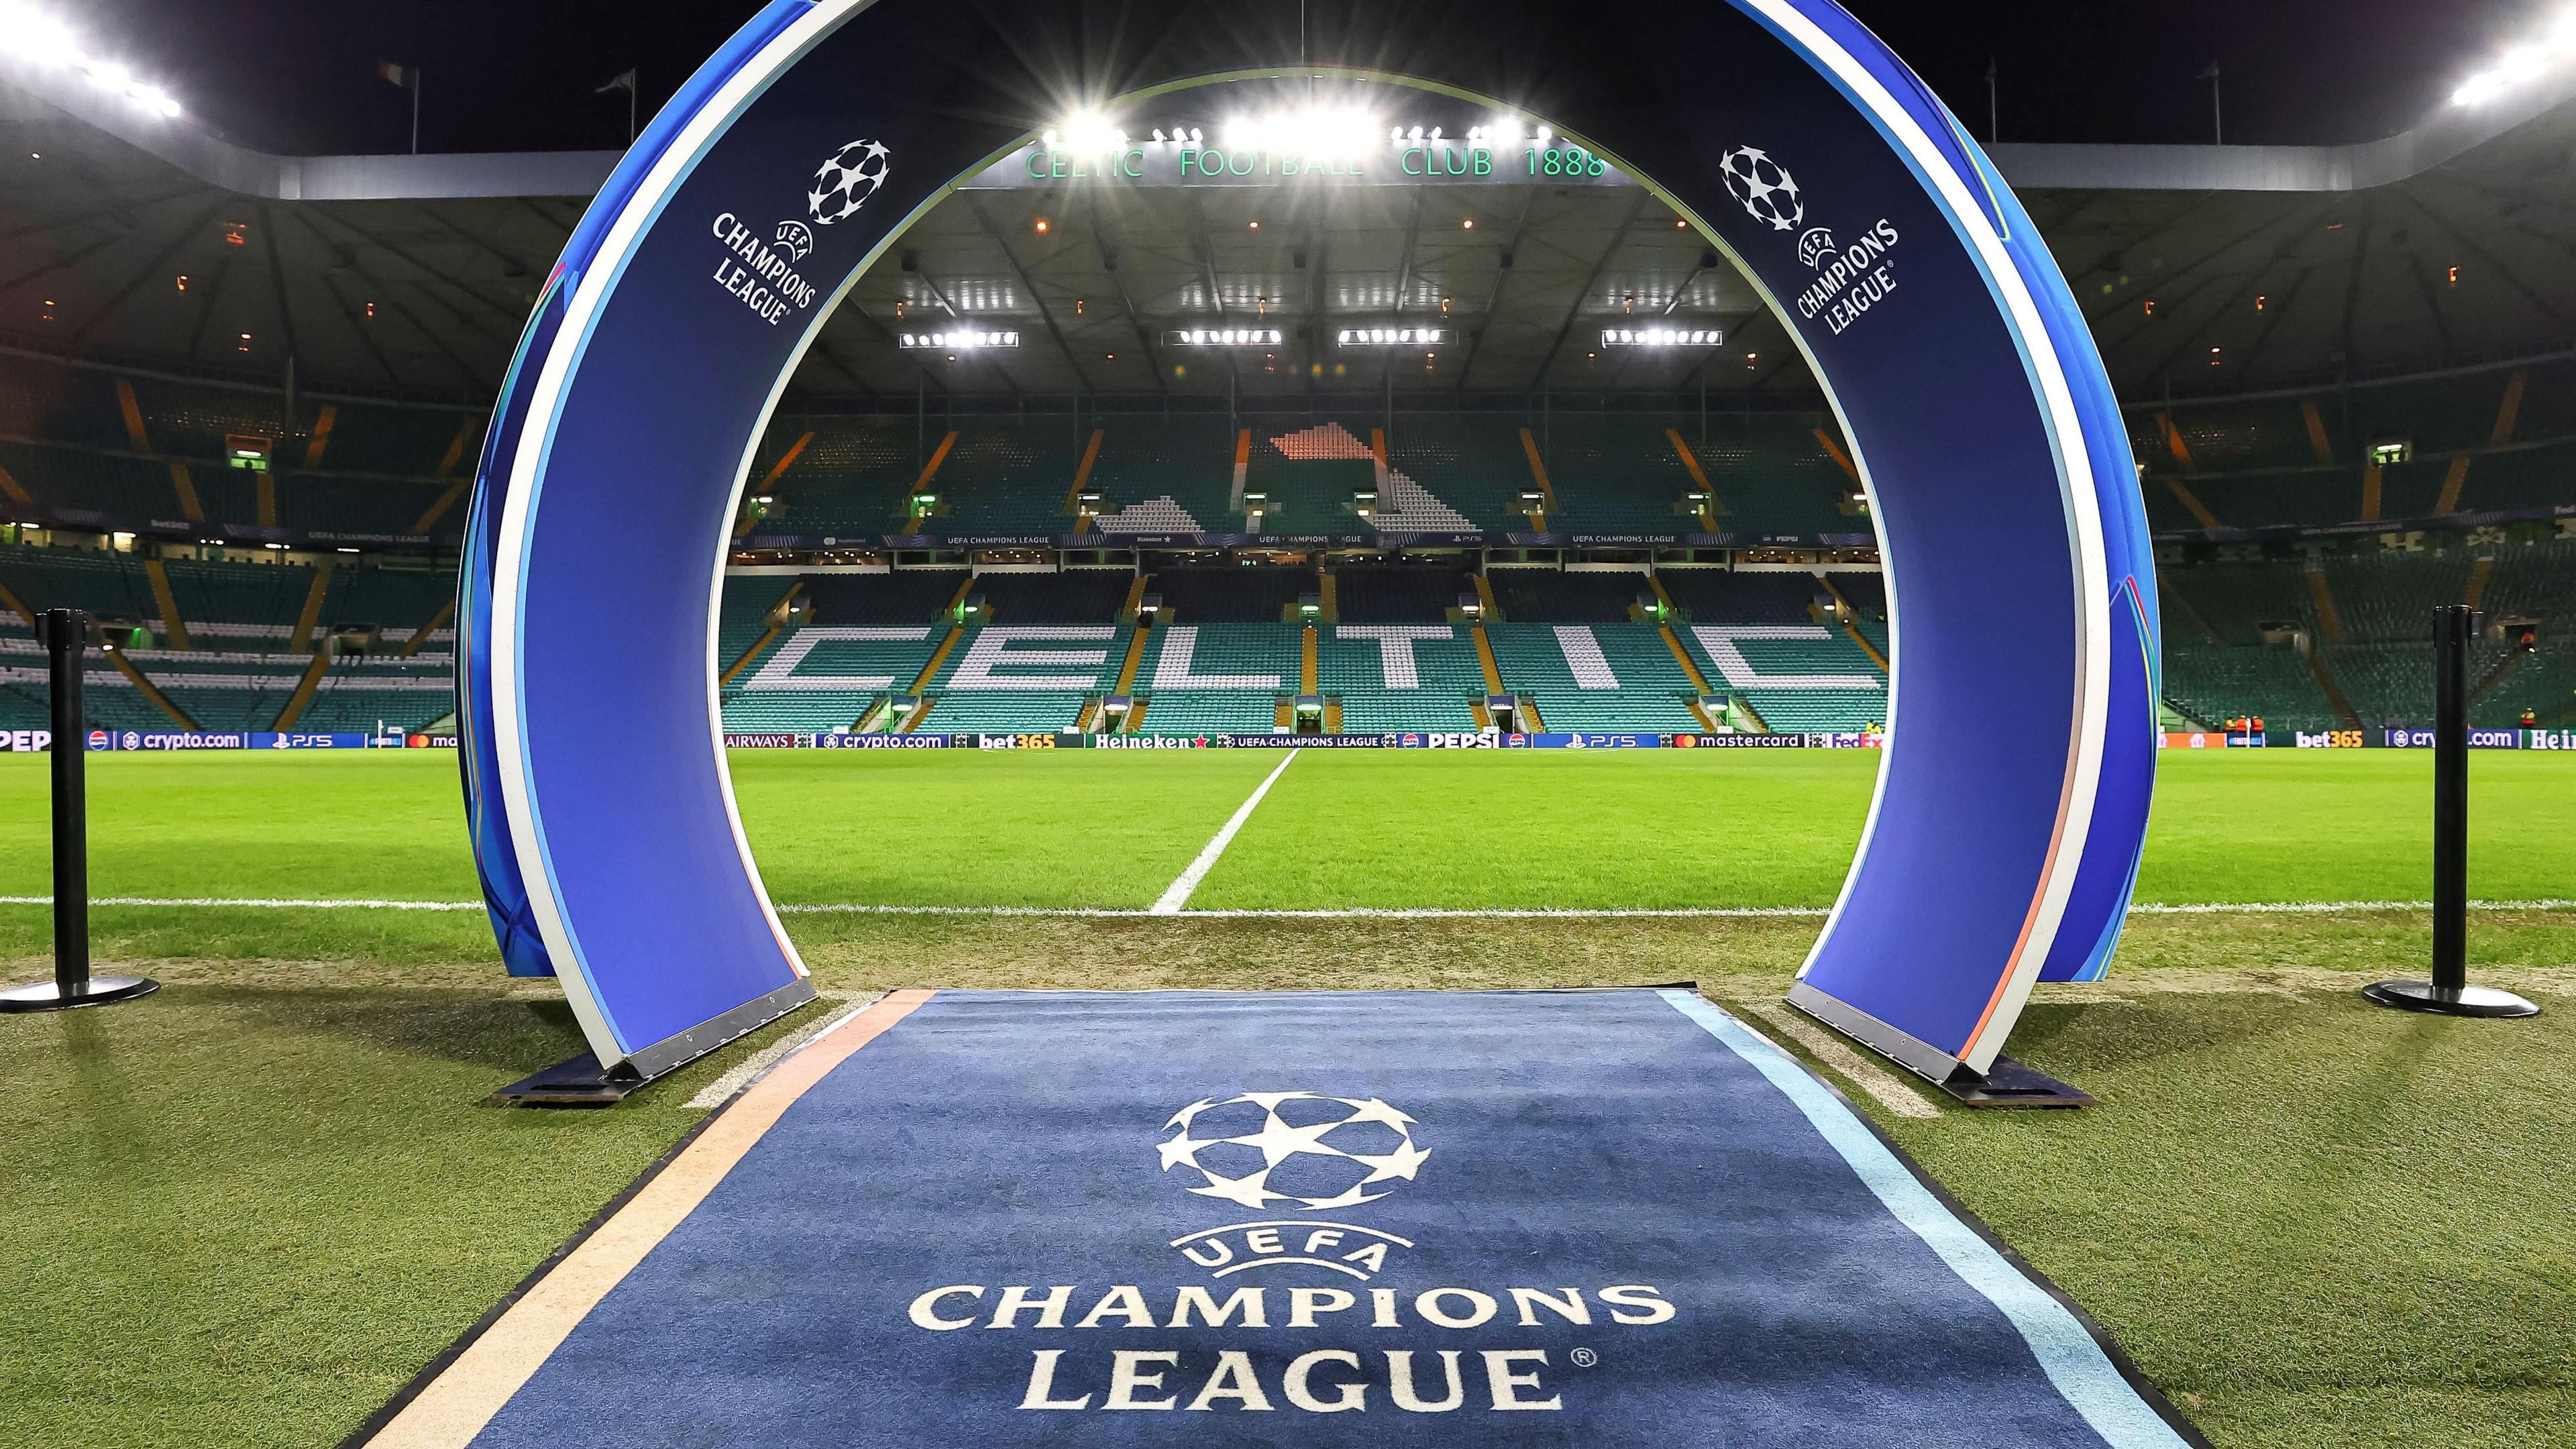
[
  {"x1": 1486, "y1": 622, "x2": 1700, "y2": 732},
  {"x1": 1332, "y1": 565, "x2": 1468, "y2": 623},
  {"x1": 1318, "y1": 624, "x2": 1481, "y2": 731},
  {"x1": 723, "y1": 623, "x2": 943, "y2": 733},
  {"x1": 1489, "y1": 570, "x2": 1642, "y2": 623},
  {"x1": 1136, "y1": 623, "x2": 1297, "y2": 734},
  {"x1": 1680, "y1": 623, "x2": 1886, "y2": 733},
  {"x1": 1152, "y1": 567, "x2": 1310, "y2": 623},
  {"x1": 912, "y1": 624, "x2": 1134, "y2": 733}
]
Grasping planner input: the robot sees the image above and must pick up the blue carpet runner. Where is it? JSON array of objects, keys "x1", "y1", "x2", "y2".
[{"x1": 398, "y1": 988, "x2": 2200, "y2": 1447}]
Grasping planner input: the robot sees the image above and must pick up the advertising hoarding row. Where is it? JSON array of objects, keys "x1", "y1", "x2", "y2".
[
  {"x1": 2163, "y1": 729, "x2": 2573, "y2": 750},
  {"x1": 715, "y1": 731, "x2": 1890, "y2": 750},
  {"x1": 23, "y1": 727, "x2": 2553, "y2": 753},
  {"x1": 0, "y1": 731, "x2": 461, "y2": 752},
  {"x1": 737, "y1": 527, "x2": 1878, "y2": 551}
]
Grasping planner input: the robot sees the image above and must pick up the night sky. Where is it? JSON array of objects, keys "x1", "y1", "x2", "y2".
[{"x1": 62, "y1": 0, "x2": 2545, "y2": 157}]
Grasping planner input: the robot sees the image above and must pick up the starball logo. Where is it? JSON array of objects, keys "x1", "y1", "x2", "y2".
[
  {"x1": 1159, "y1": 1091, "x2": 1430, "y2": 1274},
  {"x1": 704, "y1": 138, "x2": 890, "y2": 327},
  {"x1": 1719, "y1": 145, "x2": 1903, "y2": 337},
  {"x1": 902, "y1": 1089, "x2": 1678, "y2": 1416},
  {"x1": 807, "y1": 139, "x2": 891, "y2": 224}
]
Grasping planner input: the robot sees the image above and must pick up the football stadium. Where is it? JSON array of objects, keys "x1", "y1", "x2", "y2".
[{"x1": 1, "y1": 2, "x2": 2573, "y2": 1446}]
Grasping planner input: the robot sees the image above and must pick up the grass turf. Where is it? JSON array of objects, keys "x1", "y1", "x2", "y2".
[
  {"x1": 1, "y1": 748, "x2": 2573, "y2": 1447},
  {"x1": 0, "y1": 747, "x2": 2567, "y2": 940}
]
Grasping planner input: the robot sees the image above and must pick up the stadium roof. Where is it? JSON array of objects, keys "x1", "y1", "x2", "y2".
[{"x1": 7, "y1": 59, "x2": 2576, "y2": 411}]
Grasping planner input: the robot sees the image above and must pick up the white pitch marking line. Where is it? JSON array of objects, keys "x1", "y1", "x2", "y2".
[
  {"x1": 1150, "y1": 747, "x2": 1301, "y2": 916},
  {"x1": 782, "y1": 904, "x2": 1830, "y2": 919},
  {"x1": 2128, "y1": 898, "x2": 2576, "y2": 914},
  {"x1": 1, "y1": 897, "x2": 2569, "y2": 918},
  {"x1": 1746, "y1": 1001, "x2": 1942, "y2": 1120}
]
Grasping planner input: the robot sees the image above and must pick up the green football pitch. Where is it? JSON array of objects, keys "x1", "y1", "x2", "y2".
[
  {"x1": 1, "y1": 748, "x2": 2571, "y2": 1448},
  {"x1": 0, "y1": 746, "x2": 2569, "y2": 934}
]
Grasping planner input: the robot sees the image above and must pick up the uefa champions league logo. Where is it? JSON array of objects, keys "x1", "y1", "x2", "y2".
[
  {"x1": 706, "y1": 146, "x2": 851, "y2": 323},
  {"x1": 1160, "y1": 1092, "x2": 1430, "y2": 1212},
  {"x1": 904, "y1": 1087, "x2": 1678, "y2": 1413},
  {"x1": 1159, "y1": 1092, "x2": 1429, "y2": 1279},
  {"x1": 1722, "y1": 143, "x2": 1905, "y2": 335},
  {"x1": 1719, "y1": 146, "x2": 1803, "y2": 231},
  {"x1": 808, "y1": 138, "x2": 892, "y2": 225}
]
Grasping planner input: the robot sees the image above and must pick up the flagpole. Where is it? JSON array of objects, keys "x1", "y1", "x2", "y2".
[
  {"x1": 411, "y1": 70, "x2": 421, "y2": 154},
  {"x1": 594, "y1": 70, "x2": 641, "y2": 146}
]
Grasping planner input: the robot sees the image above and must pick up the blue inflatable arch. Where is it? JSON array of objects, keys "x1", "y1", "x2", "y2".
[{"x1": 460, "y1": 0, "x2": 2159, "y2": 1085}]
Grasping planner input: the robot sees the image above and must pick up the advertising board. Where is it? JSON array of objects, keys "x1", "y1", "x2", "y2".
[{"x1": 816, "y1": 733, "x2": 949, "y2": 749}]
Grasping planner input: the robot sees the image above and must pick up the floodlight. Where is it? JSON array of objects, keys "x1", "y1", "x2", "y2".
[
  {"x1": 10, "y1": 3, "x2": 189, "y2": 118},
  {"x1": 1164, "y1": 327, "x2": 1283, "y2": 346},
  {"x1": 1336, "y1": 326, "x2": 1444, "y2": 346},
  {"x1": 3, "y1": 1, "x2": 81, "y2": 65},
  {"x1": 1601, "y1": 327, "x2": 1725, "y2": 347},
  {"x1": 896, "y1": 329, "x2": 1020, "y2": 349},
  {"x1": 1061, "y1": 111, "x2": 1122, "y2": 154},
  {"x1": 2451, "y1": 10, "x2": 2576, "y2": 105}
]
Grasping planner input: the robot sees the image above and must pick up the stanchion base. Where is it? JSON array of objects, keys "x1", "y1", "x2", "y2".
[
  {"x1": 489, "y1": 1051, "x2": 646, "y2": 1107},
  {"x1": 0, "y1": 974, "x2": 160, "y2": 1013},
  {"x1": 1937, "y1": 1054, "x2": 2096, "y2": 1108},
  {"x1": 2361, "y1": 979, "x2": 2540, "y2": 1018}
]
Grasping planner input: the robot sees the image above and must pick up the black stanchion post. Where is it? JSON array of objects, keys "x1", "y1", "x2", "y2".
[
  {"x1": 1, "y1": 608, "x2": 158, "y2": 1013},
  {"x1": 52, "y1": 606, "x2": 91, "y2": 992},
  {"x1": 2364, "y1": 604, "x2": 2537, "y2": 1019}
]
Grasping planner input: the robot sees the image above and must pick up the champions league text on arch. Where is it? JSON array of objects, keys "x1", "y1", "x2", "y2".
[{"x1": 457, "y1": 0, "x2": 2156, "y2": 1088}]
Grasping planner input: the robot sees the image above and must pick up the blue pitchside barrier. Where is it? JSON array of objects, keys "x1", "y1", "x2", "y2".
[{"x1": 458, "y1": 0, "x2": 2159, "y2": 1083}]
